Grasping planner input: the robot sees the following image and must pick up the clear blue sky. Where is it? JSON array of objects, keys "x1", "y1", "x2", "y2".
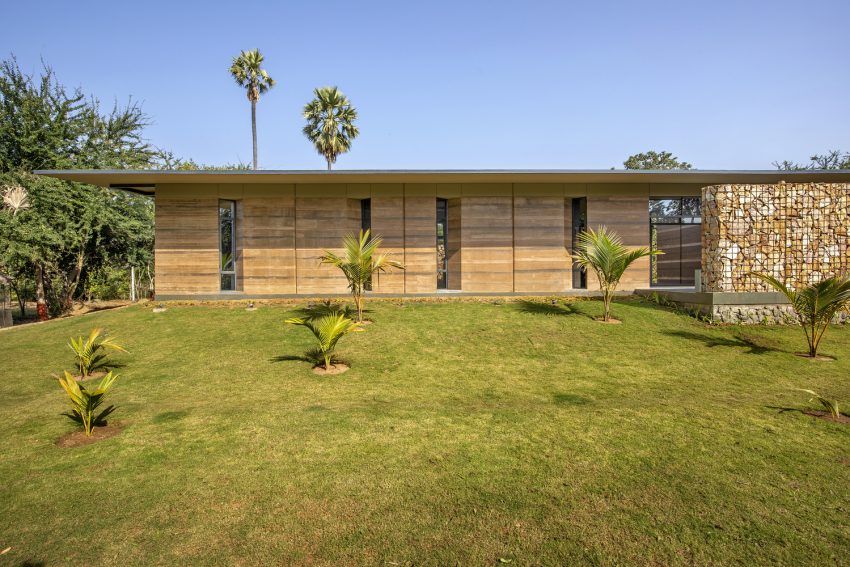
[{"x1": 4, "y1": 0, "x2": 849, "y2": 170}]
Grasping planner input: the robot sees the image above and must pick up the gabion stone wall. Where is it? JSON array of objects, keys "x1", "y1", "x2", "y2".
[{"x1": 702, "y1": 182, "x2": 850, "y2": 292}]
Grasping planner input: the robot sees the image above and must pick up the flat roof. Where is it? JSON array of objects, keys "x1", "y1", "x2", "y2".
[{"x1": 34, "y1": 168, "x2": 850, "y2": 195}]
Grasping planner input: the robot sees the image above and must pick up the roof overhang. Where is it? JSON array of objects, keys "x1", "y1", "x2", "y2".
[{"x1": 33, "y1": 169, "x2": 850, "y2": 195}]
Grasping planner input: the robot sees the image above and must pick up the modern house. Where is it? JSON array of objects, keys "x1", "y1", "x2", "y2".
[{"x1": 37, "y1": 170, "x2": 850, "y2": 308}]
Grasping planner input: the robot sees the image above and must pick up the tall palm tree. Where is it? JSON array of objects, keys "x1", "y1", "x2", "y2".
[
  {"x1": 571, "y1": 226, "x2": 660, "y2": 322},
  {"x1": 229, "y1": 49, "x2": 275, "y2": 170},
  {"x1": 302, "y1": 86, "x2": 359, "y2": 170},
  {"x1": 319, "y1": 230, "x2": 404, "y2": 322}
]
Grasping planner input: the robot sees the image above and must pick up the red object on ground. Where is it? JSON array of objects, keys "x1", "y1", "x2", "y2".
[{"x1": 36, "y1": 302, "x2": 48, "y2": 321}]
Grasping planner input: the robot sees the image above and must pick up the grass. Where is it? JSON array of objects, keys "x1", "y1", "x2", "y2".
[{"x1": 0, "y1": 297, "x2": 848, "y2": 565}]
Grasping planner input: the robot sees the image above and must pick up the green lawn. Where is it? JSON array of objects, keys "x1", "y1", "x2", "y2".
[{"x1": 1, "y1": 298, "x2": 848, "y2": 565}]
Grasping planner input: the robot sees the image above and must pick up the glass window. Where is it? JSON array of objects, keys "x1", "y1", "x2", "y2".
[
  {"x1": 361, "y1": 199, "x2": 371, "y2": 233},
  {"x1": 649, "y1": 197, "x2": 701, "y2": 286},
  {"x1": 436, "y1": 199, "x2": 448, "y2": 289},
  {"x1": 219, "y1": 200, "x2": 236, "y2": 291}
]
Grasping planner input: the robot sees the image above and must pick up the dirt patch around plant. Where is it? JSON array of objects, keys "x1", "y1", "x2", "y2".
[
  {"x1": 74, "y1": 370, "x2": 108, "y2": 382},
  {"x1": 593, "y1": 317, "x2": 622, "y2": 324},
  {"x1": 803, "y1": 410, "x2": 850, "y2": 425},
  {"x1": 793, "y1": 352, "x2": 836, "y2": 361},
  {"x1": 312, "y1": 363, "x2": 350, "y2": 375},
  {"x1": 56, "y1": 423, "x2": 124, "y2": 448}
]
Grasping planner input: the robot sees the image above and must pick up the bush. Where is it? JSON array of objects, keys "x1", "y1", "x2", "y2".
[{"x1": 85, "y1": 266, "x2": 130, "y2": 301}]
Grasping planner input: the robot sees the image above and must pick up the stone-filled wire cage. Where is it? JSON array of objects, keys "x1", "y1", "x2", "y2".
[{"x1": 702, "y1": 182, "x2": 850, "y2": 292}]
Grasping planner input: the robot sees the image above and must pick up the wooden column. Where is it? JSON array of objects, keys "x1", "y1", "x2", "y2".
[
  {"x1": 513, "y1": 197, "x2": 569, "y2": 292},
  {"x1": 460, "y1": 196, "x2": 514, "y2": 292},
  {"x1": 586, "y1": 190, "x2": 650, "y2": 290},
  {"x1": 370, "y1": 188, "x2": 406, "y2": 293},
  {"x1": 154, "y1": 190, "x2": 219, "y2": 295}
]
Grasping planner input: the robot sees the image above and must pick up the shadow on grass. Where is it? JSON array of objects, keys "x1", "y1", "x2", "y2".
[
  {"x1": 515, "y1": 300, "x2": 587, "y2": 318},
  {"x1": 271, "y1": 349, "x2": 349, "y2": 368},
  {"x1": 270, "y1": 354, "x2": 315, "y2": 364},
  {"x1": 553, "y1": 393, "x2": 592, "y2": 405},
  {"x1": 291, "y1": 300, "x2": 367, "y2": 320},
  {"x1": 152, "y1": 410, "x2": 189, "y2": 424},
  {"x1": 765, "y1": 405, "x2": 804, "y2": 415},
  {"x1": 663, "y1": 330, "x2": 780, "y2": 355}
]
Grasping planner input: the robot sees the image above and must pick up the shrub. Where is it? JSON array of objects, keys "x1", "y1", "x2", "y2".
[
  {"x1": 68, "y1": 328, "x2": 128, "y2": 378},
  {"x1": 58, "y1": 370, "x2": 118, "y2": 435},
  {"x1": 85, "y1": 266, "x2": 130, "y2": 300},
  {"x1": 752, "y1": 273, "x2": 850, "y2": 358},
  {"x1": 285, "y1": 311, "x2": 361, "y2": 370}
]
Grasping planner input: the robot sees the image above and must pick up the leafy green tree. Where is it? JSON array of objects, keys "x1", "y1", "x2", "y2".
[
  {"x1": 302, "y1": 86, "x2": 359, "y2": 170},
  {"x1": 773, "y1": 150, "x2": 850, "y2": 171},
  {"x1": 0, "y1": 56, "x2": 162, "y2": 319},
  {"x1": 623, "y1": 151, "x2": 693, "y2": 170},
  {"x1": 172, "y1": 159, "x2": 251, "y2": 171},
  {"x1": 229, "y1": 49, "x2": 275, "y2": 170},
  {"x1": 319, "y1": 229, "x2": 404, "y2": 322},
  {"x1": 571, "y1": 226, "x2": 660, "y2": 322},
  {"x1": 752, "y1": 273, "x2": 850, "y2": 358}
]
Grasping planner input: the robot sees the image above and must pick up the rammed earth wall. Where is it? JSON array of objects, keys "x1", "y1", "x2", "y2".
[{"x1": 702, "y1": 182, "x2": 850, "y2": 292}]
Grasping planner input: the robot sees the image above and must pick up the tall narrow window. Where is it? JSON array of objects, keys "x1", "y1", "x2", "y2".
[
  {"x1": 219, "y1": 200, "x2": 237, "y2": 291},
  {"x1": 571, "y1": 197, "x2": 587, "y2": 289},
  {"x1": 361, "y1": 198, "x2": 372, "y2": 291},
  {"x1": 436, "y1": 198, "x2": 448, "y2": 289},
  {"x1": 361, "y1": 198, "x2": 371, "y2": 233}
]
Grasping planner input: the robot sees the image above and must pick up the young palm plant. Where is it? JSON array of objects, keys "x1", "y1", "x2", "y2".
[
  {"x1": 752, "y1": 273, "x2": 850, "y2": 358},
  {"x1": 571, "y1": 226, "x2": 659, "y2": 322},
  {"x1": 229, "y1": 49, "x2": 276, "y2": 170},
  {"x1": 796, "y1": 388, "x2": 841, "y2": 420},
  {"x1": 58, "y1": 370, "x2": 119, "y2": 435},
  {"x1": 285, "y1": 311, "x2": 361, "y2": 370},
  {"x1": 68, "y1": 328, "x2": 128, "y2": 378},
  {"x1": 320, "y1": 229, "x2": 404, "y2": 322},
  {"x1": 302, "y1": 86, "x2": 359, "y2": 170}
]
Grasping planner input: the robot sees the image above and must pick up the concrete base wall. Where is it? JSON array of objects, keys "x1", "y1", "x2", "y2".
[{"x1": 636, "y1": 288, "x2": 849, "y2": 325}]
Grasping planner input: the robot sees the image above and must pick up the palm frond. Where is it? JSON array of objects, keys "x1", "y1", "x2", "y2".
[{"x1": 796, "y1": 388, "x2": 841, "y2": 419}]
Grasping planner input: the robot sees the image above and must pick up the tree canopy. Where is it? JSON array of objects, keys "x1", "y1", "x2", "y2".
[
  {"x1": 302, "y1": 86, "x2": 359, "y2": 170},
  {"x1": 773, "y1": 150, "x2": 850, "y2": 171},
  {"x1": 623, "y1": 151, "x2": 693, "y2": 170},
  {"x1": 0, "y1": 56, "x2": 163, "y2": 318}
]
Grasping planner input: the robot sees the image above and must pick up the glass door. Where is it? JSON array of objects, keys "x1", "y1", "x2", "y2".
[{"x1": 650, "y1": 197, "x2": 701, "y2": 286}]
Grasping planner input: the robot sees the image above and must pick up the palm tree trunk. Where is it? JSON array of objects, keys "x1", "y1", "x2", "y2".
[
  {"x1": 251, "y1": 100, "x2": 258, "y2": 170},
  {"x1": 35, "y1": 262, "x2": 48, "y2": 321},
  {"x1": 602, "y1": 287, "x2": 611, "y2": 321},
  {"x1": 326, "y1": 156, "x2": 332, "y2": 171}
]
